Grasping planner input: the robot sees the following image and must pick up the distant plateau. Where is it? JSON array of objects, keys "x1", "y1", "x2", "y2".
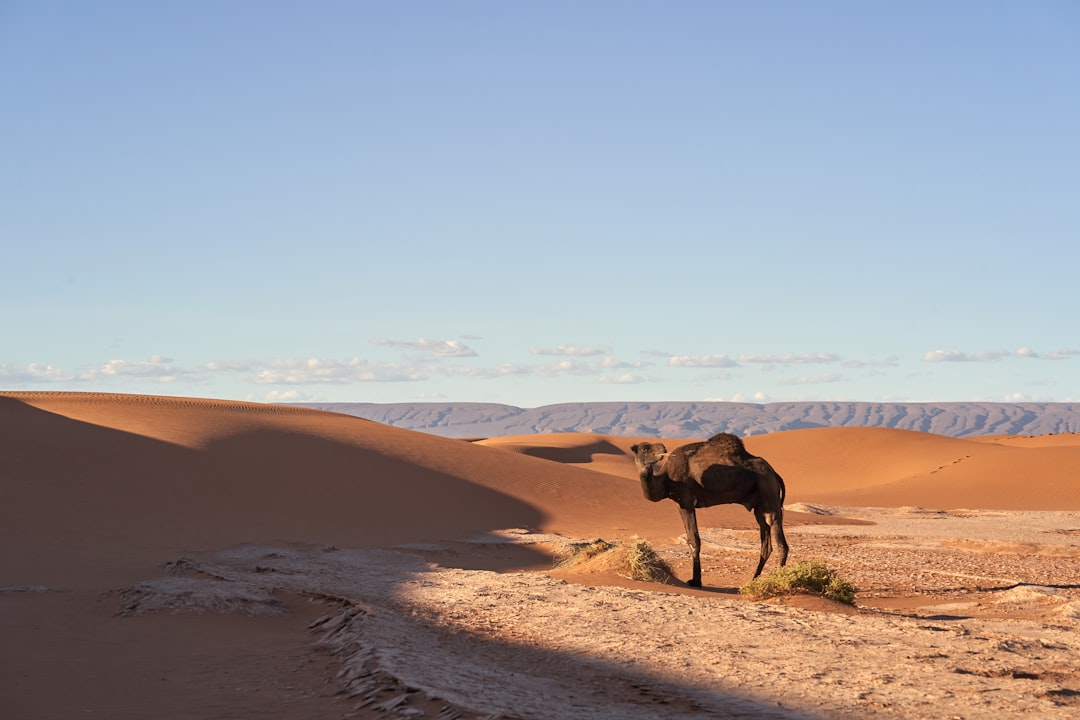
[{"x1": 293, "y1": 401, "x2": 1080, "y2": 439}]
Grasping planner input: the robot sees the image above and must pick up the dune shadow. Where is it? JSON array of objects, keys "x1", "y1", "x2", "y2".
[
  {"x1": 0, "y1": 396, "x2": 551, "y2": 581},
  {"x1": 520, "y1": 439, "x2": 626, "y2": 464}
]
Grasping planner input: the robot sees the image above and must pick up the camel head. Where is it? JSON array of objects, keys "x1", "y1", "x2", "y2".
[
  {"x1": 630, "y1": 441, "x2": 669, "y2": 475},
  {"x1": 630, "y1": 442, "x2": 670, "y2": 503}
]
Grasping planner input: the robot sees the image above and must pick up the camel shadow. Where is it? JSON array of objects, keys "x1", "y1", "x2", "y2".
[{"x1": 699, "y1": 584, "x2": 743, "y2": 595}]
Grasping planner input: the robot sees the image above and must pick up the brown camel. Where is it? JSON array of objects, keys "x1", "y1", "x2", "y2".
[{"x1": 630, "y1": 432, "x2": 789, "y2": 587}]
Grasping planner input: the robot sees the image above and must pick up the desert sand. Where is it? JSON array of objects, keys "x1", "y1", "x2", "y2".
[{"x1": 3, "y1": 391, "x2": 1080, "y2": 719}]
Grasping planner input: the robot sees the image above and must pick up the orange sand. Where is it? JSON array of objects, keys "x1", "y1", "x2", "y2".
[{"x1": 4, "y1": 391, "x2": 1080, "y2": 718}]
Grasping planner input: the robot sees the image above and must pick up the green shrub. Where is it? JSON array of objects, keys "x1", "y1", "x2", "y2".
[{"x1": 739, "y1": 560, "x2": 856, "y2": 605}]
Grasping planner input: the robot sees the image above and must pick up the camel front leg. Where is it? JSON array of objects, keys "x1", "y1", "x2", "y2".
[{"x1": 679, "y1": 506, "x2": 703, "y2": 587}]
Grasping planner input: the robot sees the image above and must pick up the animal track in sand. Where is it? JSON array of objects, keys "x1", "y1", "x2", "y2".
[{"x1": 929, "y1": 455, "x2": 971, "y2": 474}]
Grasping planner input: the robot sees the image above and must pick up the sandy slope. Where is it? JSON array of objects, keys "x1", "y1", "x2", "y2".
[
  {"x1": 1, "y1": 392, "x2": 677, "y2": 585},
  {"x1": 3, "y1": 392, "x2": 1080, "y2": 719},
  {"x1": 481, "y1": 425, "x2": 1080, "y2": 510},
  {"x1": 745, "y1": 427, "x2": 1080, "y2": 510}
]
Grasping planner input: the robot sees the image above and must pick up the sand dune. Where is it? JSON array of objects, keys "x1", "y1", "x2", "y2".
[
  {"x1": 4, "y1": 392, "x2": 1080, "y2": 719},
  {"x1": 481, "y1": 426, "x2": 1080, "y2": 511},
  {"x1": 6, "y1": 391, "x2": 1076, "y2": 591},
  {"x1": 746, "y1": 427, "x2": 1080, "y2": 510},
  {"x1": 0, "y1": 392, "x2": 679, "y2": 588}
]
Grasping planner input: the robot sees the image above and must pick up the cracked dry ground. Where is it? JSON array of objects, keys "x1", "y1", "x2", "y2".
[{"x1": 117, "y1": 507, "x2": 1080, "y2": 720}]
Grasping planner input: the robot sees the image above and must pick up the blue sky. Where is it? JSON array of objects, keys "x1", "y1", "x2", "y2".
[{"x1": 2, "y1": 1, "x2": 1078, "y2": 407}]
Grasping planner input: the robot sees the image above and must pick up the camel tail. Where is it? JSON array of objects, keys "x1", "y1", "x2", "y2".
[{"x1": 777, "y1": 473, "x2": 787, "y2": 507}]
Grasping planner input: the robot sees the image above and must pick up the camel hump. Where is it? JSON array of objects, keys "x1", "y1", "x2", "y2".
[{"x1": 706, "y1": 432, "x2": 748, "y2": 456}]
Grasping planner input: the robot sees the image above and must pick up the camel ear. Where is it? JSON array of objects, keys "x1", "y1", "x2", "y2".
[{"x1": 630, "y1": 444, "x2": 639, "y2": 453}]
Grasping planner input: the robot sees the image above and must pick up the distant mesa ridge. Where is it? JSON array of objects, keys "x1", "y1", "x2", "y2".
[{"x1": 293, "y1": 401, "x2": 1080, "y2": 439}]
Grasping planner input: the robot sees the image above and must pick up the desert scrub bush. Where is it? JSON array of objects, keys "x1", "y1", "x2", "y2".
[
  {"x1": 620, "y1": 536, "x2": 673, "y2": 583},
  {"x1": 554, "y1": 536, "x2": 673, "y2": 583},
  {"x1": 554, "y1": 539, "x2": 617, "y2": 567},
  {"x1": 739, "y1": 560, "x2": 856, "y2": 605}
]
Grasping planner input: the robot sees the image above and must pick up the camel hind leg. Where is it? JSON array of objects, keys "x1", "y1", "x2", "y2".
[
  {"x1": 752, "y1": 509, "x2": 788, "y2": 578},
  {"x1": 773, "y1": 510, "x2": 789, "y2": 568}
]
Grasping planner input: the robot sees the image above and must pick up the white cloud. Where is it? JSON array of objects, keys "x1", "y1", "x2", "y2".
[
  {"x1": 447, "y1": 356, "x2": 647, "y2": 381},
  {"x1": 253, "y1": 358, "x2": 427, "y2": 384},
  {"x1": 739, "y1": 352, "x2": 841, "y2": 364},
  {"x1": 1002, "y1": 391, "x2": 1058, "y2": 402},
  {"x1": 708, "y1": 392, "x2": 770, "y2": 402},
  {"x1": 430, "y1": 340, "x2": 477, "y2": 358},
  {"x1": 200, "y1": 360, "x2": 258, "y2": 372},
  {"x1": 778, "y1": 373, "x2": 844, "y2": 385},
  {"x1": 598, "y1": 373, "x2": 648, "y2": 385},
  {"x1": 263, "y1": 389, "x2": 316, "y2": 402},
  {"x1": 923, "y1": 349, "x2": 968, "y2": 362},
  {"x1": 697, "y1": 372, "x2": 735, "y2": 382},
  {"x1": 842, "y1": 354, "x2": 900, "y2": 369},
  {"x1": 923, "y1": 348, "x2": 1051, "y2": 363},
  {"x1": 598, "y1": 356, "x2": 650, "y2": 370},
  {"x1": 443, "y1": 364, "x2": 532, "y2": 379},
  {"x1": 80, "y1": 355, "x2": 190, "y2": 383},
  {"x1": 370, "y1": 338, "x2": 477, "y2": 358},
  {"x1": 530, "y1": 345, "x2": 606, "y2": 357},
  {"x1": 536, "y1": 360, "x2": 596, "y2": 377},
  {"x1": 411, "y1": 392, "x2": 450, "y2": 400},
  {"x1": 668, "y1": 354, "x2": 738, "y2": 368},
  {"x1": 0, "y1": 362, "x2": 72, "y2": 383}
]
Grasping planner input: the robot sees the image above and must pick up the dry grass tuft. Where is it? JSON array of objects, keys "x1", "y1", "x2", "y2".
[
  {"x1": 554, "y1": 539, "x2": 617, "y2": 567},
  {"x1": 621, "y1": 536, "x2": 674, "y2": 583},
  {"x1": 739, "y1": 560, "x2": 856, "y2": 605},
  {"x1": 554, "y1": 536, "x2": 673, "y2": 583}
]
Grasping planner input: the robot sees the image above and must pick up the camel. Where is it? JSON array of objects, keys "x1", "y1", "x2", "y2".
[{"x1": 630, "y1": 432, "x2": 789, "y2": 587}]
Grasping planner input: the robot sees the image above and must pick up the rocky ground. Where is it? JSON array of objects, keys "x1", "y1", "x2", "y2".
[{"x1": 115, "y1": 507, "x2": 1080, "y2": 719}]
